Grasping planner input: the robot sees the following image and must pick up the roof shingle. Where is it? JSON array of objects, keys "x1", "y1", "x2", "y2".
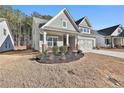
[
  {"x1": 97, "y1": 25, "x2": 120, "y2": 36},
  {"x1": 75, "y1": 17, "x2": 85, "y2": 25}
]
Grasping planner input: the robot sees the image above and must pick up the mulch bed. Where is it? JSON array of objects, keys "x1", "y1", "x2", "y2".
[{"x1": 34, "y1": 52, "x2": 84, "y2": 64}]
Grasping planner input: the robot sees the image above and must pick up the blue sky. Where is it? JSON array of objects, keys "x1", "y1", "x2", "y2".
[{"x1": 12, "y1": 5, "x2": 124, "y2": 30}]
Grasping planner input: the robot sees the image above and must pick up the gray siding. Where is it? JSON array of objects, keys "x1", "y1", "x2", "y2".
[
  {"x1": 45, "y1": 11, "x2": 76, "y2": 31},
  {"x1": 79, "y1": 19, "x2": 91, "y2": 28},
  {"x1": 96, "y1": 35, "x2": 106, "y2": 47},
  {"x1": 0, "y1": 35, "x2": 14, "y2": 52},
  {"x1": 32, "y1": 19, "x2": 40, "y2": 51}
]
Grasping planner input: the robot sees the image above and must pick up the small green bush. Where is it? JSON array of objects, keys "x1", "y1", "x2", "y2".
[
  {"x1": 52, "y1": 46, "x2": 59, "y2": 55},
  {"x1": 59, "y1": 46, "x2": 67, "y2": 54},
  {"x1": 43, "y1": 50, "x2": 48, "y2": 56},
  {"x1": 35, "y1": 50, "x2": 48, "y2": 59},
  {"x1": 35, "y1": 53, "x2": 42, "y2": 60}
]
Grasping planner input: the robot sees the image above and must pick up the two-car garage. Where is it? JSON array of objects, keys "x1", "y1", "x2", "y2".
[{"x1": 78, "y1": 36, "x2": 96, "y2": 52}]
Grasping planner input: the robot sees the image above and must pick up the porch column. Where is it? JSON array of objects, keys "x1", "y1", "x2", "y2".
[
  {"x1": 121, "y1": 37, "x2": 123, "y2": 46},
  {"x1": 111, "y1": 37, "x2": 114, "y2": 48},
  {"x1": 43, "y1": 32, "x2": 47, "y2": 44},
  {"x1": 123, "y1": 38, "x2": 124, "y2": 45},
  {"x1": 66, "y1": 34, "x2": 69, "y2": 46},
  {"x1": 43, "y1": 31, "x2": 47, "y2": 51},
  {"x1": 75, "y1": 35, "x2": 78, "y2": 50}
]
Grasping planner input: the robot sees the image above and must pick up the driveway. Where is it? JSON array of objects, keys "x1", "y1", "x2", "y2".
[{"x1": 90, "y1": 50, "x2": 124, "y2": 59}]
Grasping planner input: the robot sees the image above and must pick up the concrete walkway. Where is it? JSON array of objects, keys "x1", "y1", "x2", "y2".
[{"x1": 90, "y1": 50, "x2": 124, "y2": 59}]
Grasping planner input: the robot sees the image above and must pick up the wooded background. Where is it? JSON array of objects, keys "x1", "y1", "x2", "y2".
[{"x1": 0, "y1": 6, "x2": 52, "y2": 47}]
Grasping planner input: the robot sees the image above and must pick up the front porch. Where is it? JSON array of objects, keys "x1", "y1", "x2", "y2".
[
  {"x1": 105, "y1": 36, "x2": 124, "y2": 48},
  {"x1": 40, "y1": 30, "x2": 78, "y2": 52},
  {"x1": 112, "y1": 37, "x2": 124, "y2": 48}
]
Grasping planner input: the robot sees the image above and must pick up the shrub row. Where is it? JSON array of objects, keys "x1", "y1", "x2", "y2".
[{"x1": 52, "y1": 46, "x2": 68, "y2": 54}]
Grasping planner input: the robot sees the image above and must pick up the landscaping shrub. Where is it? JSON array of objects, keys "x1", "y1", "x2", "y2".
[
  {"x1": 59, "y1": 46, "x2": 67, "y2": 54},
  {"x1": 43, "y1": 50, "x2": 48, "y2": 56},
  {"x1": 35, "y1": 53, "x2": 42, "y2": 60},
  {"x1": 96, "y1": 46, "x2": 100, "y2": 49},
  {"x1": 35, "y1": 50, "x2": 48, "y2": 60},
  {"x1": 52, "y1": 46, "x2": 59, "y2": 55}
]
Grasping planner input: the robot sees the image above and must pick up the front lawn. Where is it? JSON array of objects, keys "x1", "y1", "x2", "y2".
[{"x1": 0, "y1": 52, "x2": 124, "y2": 88}]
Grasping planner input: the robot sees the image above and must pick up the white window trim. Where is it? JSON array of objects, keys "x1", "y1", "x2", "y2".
[
  {"x1": 47, "y1": 36, "x2": 58, "y2": 47},
  {"x1": 118, "y1": 28, "x2": 122, "y2": 34},
  {"x1": 80, "y1": 27, "x2": 91, "y2": 34},
  {"x1": 62, "y1": 20, "x2": 67, "y2": 29}
]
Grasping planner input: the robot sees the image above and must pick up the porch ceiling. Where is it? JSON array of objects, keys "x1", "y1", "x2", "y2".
[{"x1": 41, "y1": 27, "x2": 79, "y2": 36}]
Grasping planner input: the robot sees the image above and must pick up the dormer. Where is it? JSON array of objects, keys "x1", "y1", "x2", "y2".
[{"x1": 76, "y1": 16, "x2": 92, "y2": 34}]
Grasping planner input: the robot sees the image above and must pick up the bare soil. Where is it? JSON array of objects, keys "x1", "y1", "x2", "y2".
[
  {"x1": 0, "y1": 49, "x2": 39, "y2": 55},
  {"x1": 0, "y1": 51, "x2": 124, "y2": 88}
]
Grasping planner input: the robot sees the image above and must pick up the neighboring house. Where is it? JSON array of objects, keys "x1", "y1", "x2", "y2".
[
  {"x1": 96, "y1": 24, "x2": 124, "y2": 48},
  {"x1": 0, "y1": 18, "x2": 14, "y2": 52},
  {"x1": 32, "y1": 8, "x2": 96, "y2": 52}
]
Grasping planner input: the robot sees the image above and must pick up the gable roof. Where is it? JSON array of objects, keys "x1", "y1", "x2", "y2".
[
  {"x1": 41, "y1": 8, "x2": 79, "y2": 32},
  {"x1": 75, "y1": 17, "x2": 85, "y2": 25},
  {"x1": 0, "y1": 19, "x2": 14, "y2": 47},
  {"x1": 75, "y1": 16, "x2": 92, "y2": 27},
  {"x1": 97, "y1": 24, "x2": 120, "y2": 36},
  {"x1": 118, "y1": 29, "x2": 124, "y2": 37},
  {"x1": 33, "y1": 17, "x2": 48, "y2": 29}
]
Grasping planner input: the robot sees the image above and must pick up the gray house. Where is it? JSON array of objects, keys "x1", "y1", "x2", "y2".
[
  {"x1": 96, "y1": 24, "x2": 124, "y2": 48},
  {"x1": 32, "y1": 8, "x2": 96, "y2": 52},
  {"x1": 0, "y1": 18, "x2": 14, "y2": 52}
]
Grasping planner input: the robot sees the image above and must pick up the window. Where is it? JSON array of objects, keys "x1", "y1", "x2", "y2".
[
  {"x1": 53, "y1": 38, "x2": 57, "y2": 46},
  {"x1": 47, "y1": 37, "x2": 52, "y2": 47},
  {"x1": 105, "y1": 39, "x2": 111, "y2": 45},
  {"x1": 9, "y1": 43, "x2": 11, "y2": 48},
  {"x1": 62, "y1": 20, "x2": 67, "y2": 28},
  {"x1": 40, "y1": 34, "x2": 43, "y2": 41},
  {"x1": 118, "y1": 29, "x2": 122, "y2": 33},
  {"x1": 84, "y1": 28, "x2": 87, "y2": 32},
  {"x1": 47, "y1": 36, "x2": 58, "y2": 47},
  {"x1": 5, "y1": 42, "x2": 7, "y2": 48},
  {"x1": 3, "y1": 28, "x2": 7, "y2": 36},
  {"x1": 80, "y1": 28, "x2": 90, "y2": 33}
]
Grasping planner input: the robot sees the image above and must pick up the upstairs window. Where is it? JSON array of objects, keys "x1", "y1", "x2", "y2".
[
  {"x1": 62, "y1": 20, "x2": 67, "y2": 28},
  {"x1": 80, "y1": 28, "x2": 90, "y2": 33},
  {"x1": 3, "y1": 28, "x2": 7, "y2": 36},
  {"x1": 118, "y1": 28, "x2": 122, "y2": 33}
]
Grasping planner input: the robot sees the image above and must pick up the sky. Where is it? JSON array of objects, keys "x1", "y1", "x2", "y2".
[{"x1": 12, "y1": 5, "x2": 124, "y2": 30}]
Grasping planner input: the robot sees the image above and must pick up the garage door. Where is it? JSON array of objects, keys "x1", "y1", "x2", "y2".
[{"x1": 79, "y1": 39, "x2": 93, "y2": 51}]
